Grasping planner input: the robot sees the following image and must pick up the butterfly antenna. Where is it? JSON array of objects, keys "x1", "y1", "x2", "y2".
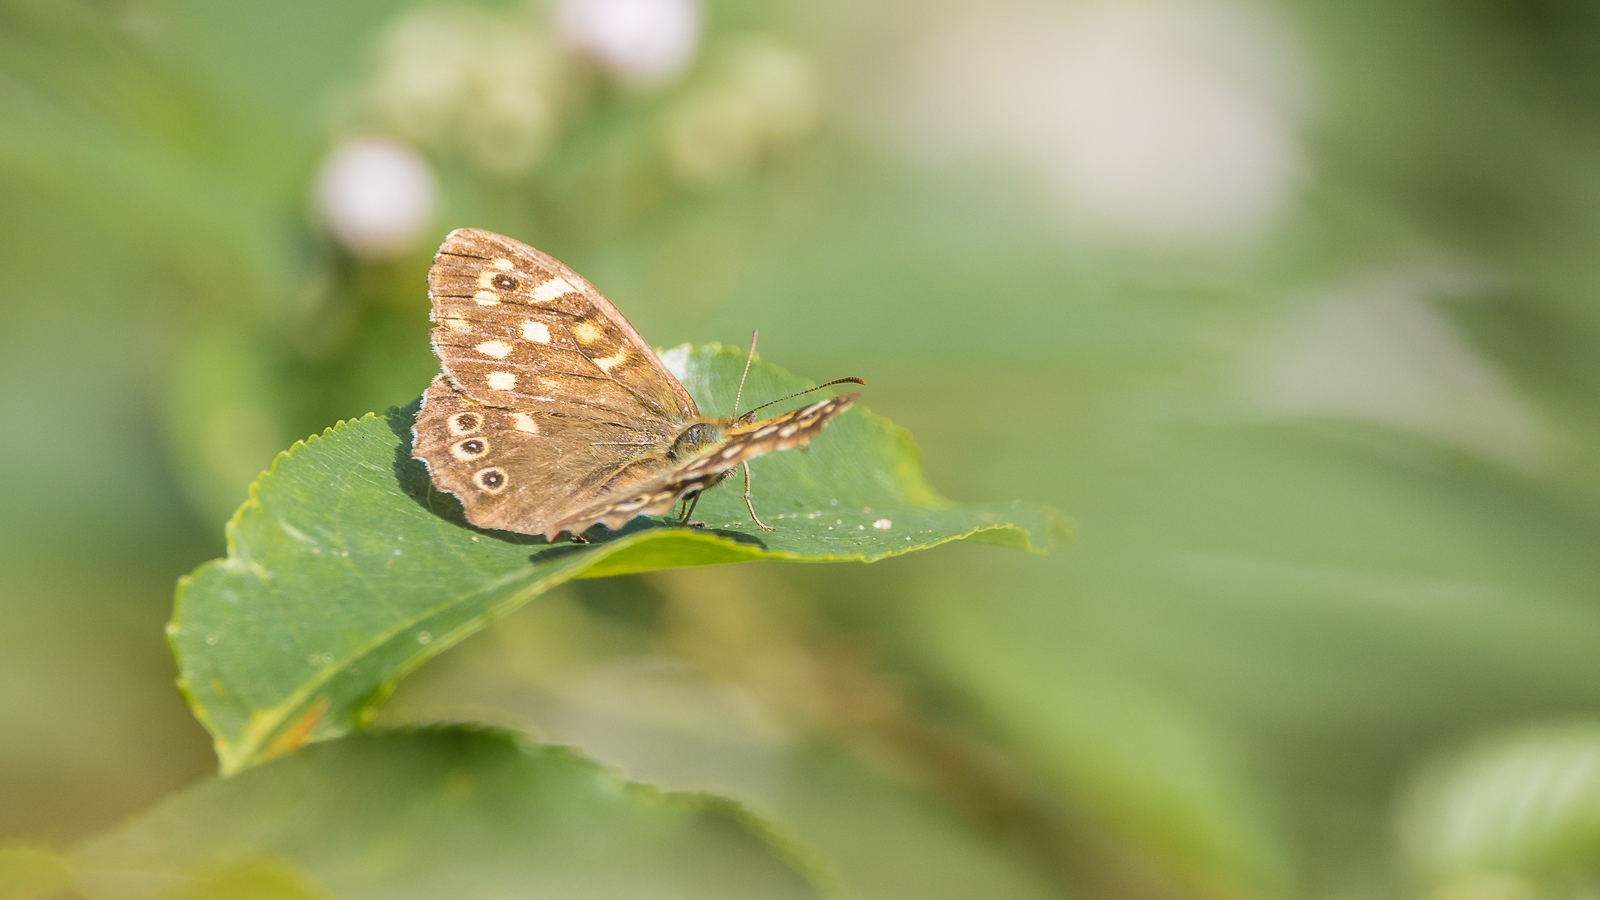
[
  {"x1": 738, "y1": 377, "x2": 866, "y2": 421},
  {"x1": 733, "y1": 330, "x2": 758, "y2": 415}
]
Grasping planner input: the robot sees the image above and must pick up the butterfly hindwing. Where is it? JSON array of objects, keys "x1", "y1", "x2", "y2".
[{"x1": 412, "y1": 376, "x2": 675, "y2": 535}]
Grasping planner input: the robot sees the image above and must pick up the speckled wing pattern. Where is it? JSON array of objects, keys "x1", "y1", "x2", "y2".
[
  {"x1": 425, "y1": 228, "x2": 695, "y2": 427},
  {"x1": 411, "y1": 228, "x2": 857, "y2": 540}
]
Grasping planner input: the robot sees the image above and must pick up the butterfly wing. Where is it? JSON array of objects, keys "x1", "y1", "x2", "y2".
[
  {"x1": 545, "y1": 394, "x2": 858, "y2": 539},
  {"x1": 427, "y1": 228, "x2": 697, "y2": 433},
  {"x1": 412, "y1": 376, "x2": 677, "y2": 535},
  {"x1": 417, "y1": 227, "x2": 857, "y2": 540}
]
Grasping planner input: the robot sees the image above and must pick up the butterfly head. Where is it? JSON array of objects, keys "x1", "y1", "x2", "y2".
[{"x1": 668, "y1": 422, "x2": 726, "y2": 461}]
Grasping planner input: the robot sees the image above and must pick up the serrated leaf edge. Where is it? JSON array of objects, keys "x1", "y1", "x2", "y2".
[{"x1": 172, "y1": 364, "x2": 1065, "y2": 772}]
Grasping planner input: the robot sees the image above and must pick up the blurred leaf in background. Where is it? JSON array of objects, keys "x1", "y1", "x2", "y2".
[
  {"x1": 8, "y1": 0, "x2": 1600, "y2": 898},
  {"x1": 70, "y1": 727, "x2": 829, "y2": 900},
  {"x1": 1399, "y1": 723, "x2": 1600, "y2": 892}
]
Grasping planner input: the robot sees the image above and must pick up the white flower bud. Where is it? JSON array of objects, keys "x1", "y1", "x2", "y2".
[
  {"x1": 557, "y1": 0, "x2": 700, "y2": 86},
  {"x1": 314, "y1": 137, "x2": 436, "y2": 258}
]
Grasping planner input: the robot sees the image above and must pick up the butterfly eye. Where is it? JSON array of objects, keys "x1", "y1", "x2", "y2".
[
  {"x1": 474, "y1": 467, "x2": 507, "y2": 493},
  {"x1": 490, "y1": 273, "x2": 518, "y2": 291},
  {"x1": 450, "y1": 412, "x2": 482, "y2": 435},
  {"x1": 452, "y1": 438, "x2": 489, "y2": 461}
]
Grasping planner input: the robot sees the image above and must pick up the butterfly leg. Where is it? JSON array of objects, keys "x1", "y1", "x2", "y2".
[
  {"x1": 677, "y1": 491, "x2": 705, "y2": 528},
  {"x1": 742, "y1": 462, "x2": 775, "y2": 532}
]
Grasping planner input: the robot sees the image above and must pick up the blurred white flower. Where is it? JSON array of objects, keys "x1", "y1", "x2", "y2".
[
  {"x1": 314, "y1": 137, "x2": 436, "y2": 258},
  {"x1": 557, "y1": 0, "x2": 700, "y2": 86},
  {"x1": 871, "y1": 0, "x2": 1307, "y2": 248},
  {"x1": 366, "y1": 8, "x2": 566, "y2": 175}
]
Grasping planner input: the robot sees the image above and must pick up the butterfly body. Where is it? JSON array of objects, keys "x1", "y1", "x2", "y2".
[{"x1": 411, "y1": 228, "x2": 857, "y2": 541}]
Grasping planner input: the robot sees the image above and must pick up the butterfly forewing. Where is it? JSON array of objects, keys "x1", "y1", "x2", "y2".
[{"x1": 428, "y1": 228, "x2": 696, "y2": 430}]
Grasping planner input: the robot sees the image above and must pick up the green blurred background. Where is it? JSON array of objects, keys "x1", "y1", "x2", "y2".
[{"x1": 7, "y1": 0, "x2": 1600, "y2": 897}]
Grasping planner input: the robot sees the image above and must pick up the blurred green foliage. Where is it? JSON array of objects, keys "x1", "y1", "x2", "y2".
[
  {"x1": 71, "y1": 727, "x2": 829, "y2": 900},
  {"x1": 8, "y1": 0, "x2": 1600, "y2": 897}
]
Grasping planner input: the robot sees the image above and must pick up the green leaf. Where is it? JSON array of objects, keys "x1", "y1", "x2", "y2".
[
  {"x1": 172, "y1": 344, "x2": 1066, "y2": 773},
  {"x1": 70, "y1": 727, "x2": 828, "y2": 900},
  {"x1": 0, "y1": 846, "x2": 73, "y2": 900},
  {"x1": 1398, "y1": 722, "x2": 1600, "y2": 884}
]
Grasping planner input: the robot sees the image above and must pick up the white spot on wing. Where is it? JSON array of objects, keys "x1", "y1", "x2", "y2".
[
  {"x1": 487, "y1": 371, "x2": 517, "y2": 390},
  {"x1": 492, "y1": 257, "x2": 515, "y2": 270},
  {"x1": 532, "y1": 276, "x2": 578, "y2": 303},
  {"x1": 474, "y1": 467, "x2": 508, "y2": 493},
  {"x1": 476, "y1": 340, "x2": 512, "y2": 359},
  {"x1": 595, "y1": 352, "x2": 626, "y2": 372},
  {"x1": 512, "y1": 413, "x2": 539, "y2": 434},
  {"x1": 522, "y1": 321, "x2": 551, "y2": 343},
  {"x1": 474, "y1": 290, "x2": 499, "y2": 306}
]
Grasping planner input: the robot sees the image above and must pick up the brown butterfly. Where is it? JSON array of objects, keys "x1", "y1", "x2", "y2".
[{"x1": 411, "y1": 228, "x2": 862, "y2": 541}]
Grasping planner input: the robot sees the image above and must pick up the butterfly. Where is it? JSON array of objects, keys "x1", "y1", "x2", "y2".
[{"x1": 411, "y1": 228, "x2": 862, "y2": 542}]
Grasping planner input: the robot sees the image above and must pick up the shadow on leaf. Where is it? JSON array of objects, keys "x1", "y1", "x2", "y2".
[
  {"x1": 385, "y1": 402, "x2": 548, "y2": 547},
  {"x1": 386, "y1": 401, "x2": 768, "y2": 552}
]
